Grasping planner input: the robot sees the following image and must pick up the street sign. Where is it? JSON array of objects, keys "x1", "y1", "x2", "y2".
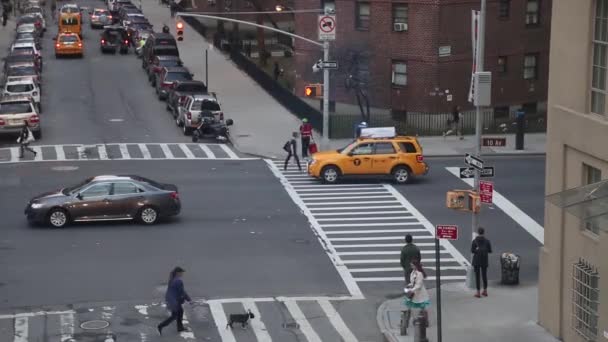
[
  {"x1": 320, "y1": 60, "x2": 338, "y2": 69},
  {"x1": 479, "y1": 180, "x2": 494, "y2": 204},
  {"x1": 464, "y1": 153, "x2": 484, "y2": 170},
  {"x1": 482, "y1": 137, "x2": 507, "y2": 147},
  {"x1": 436, "y1": 225, "x2": 459, "y2": 240},
  {"x1": 318, "y1": 15, "x2": 336, "y2": 41},
  {"x1": 459, "y1": 166, "x2": 495, "y2": 178}
]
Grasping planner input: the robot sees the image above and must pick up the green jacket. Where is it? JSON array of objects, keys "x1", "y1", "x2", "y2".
[{"x1": 400, "y1": 243, "x2": 421, "y2": 273}]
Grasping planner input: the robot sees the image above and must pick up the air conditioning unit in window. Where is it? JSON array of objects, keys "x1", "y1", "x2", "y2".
[{"x1": 394, "y1": 23, "x2": 408, "y2": 32}]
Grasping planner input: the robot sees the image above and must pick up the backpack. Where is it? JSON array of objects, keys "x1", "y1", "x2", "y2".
[{"x1": 283, "y1": 141, "x2": 291, "y2": 153}]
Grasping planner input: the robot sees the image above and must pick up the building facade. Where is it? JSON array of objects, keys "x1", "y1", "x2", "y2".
[
  {"x1": 294, "y1": 0, "x2": 552, "y2": 115},
  {"x1": 539, "y1": 0, "x2": 608, "y2": 341}
]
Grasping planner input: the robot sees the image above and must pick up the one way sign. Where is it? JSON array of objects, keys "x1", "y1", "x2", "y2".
[
  {"x1": 459, "y1": 166, "x2": 495, "y2": 178},
  {"x1": 464, "y1": 153, "x2": 484, "y2": 170}
]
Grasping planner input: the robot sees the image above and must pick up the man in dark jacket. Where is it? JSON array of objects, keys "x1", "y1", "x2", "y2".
[
  {"x1": 158, "y1": 267, "x2": 192, "y2": 334},
  {"x1": 400, "y1": 234, "x2": 421, "y2": 284},
  {"x1": 471, "y1": 227, "x2": 492, "y2": 298},
  {"x1": 283, "y1": 132, "x2": 301, "y2": 171}
]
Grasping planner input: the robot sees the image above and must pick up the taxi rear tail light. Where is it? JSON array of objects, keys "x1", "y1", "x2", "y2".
[
  {"x1": 416, "y1": 155, "x2": 424, "y2": 163},
  {"x1": 101, "y1": 39, "x2": 105, "y2": 44},
  {"x1": 55, "y1": 43, "x2": 60, "y2": 48},
  {"x1": 124, "y1": 40, "x2": 128, "y2": 44},
  {"x1": 78, "y1": 42, "x2": 82, "y2": 47},
  {"x1": 29, "y1": 115, "x2": 40, "y2": 123},
  {"x1": 186, "y1": 112, "x2": 192, "y2": 120},
  {"x1": 108, "y1": 15, "x2": 113, "y2": 19}
]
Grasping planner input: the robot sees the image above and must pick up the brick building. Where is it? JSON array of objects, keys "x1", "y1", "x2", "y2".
[{"x1": 294, "y1": 0, "x2": 552, "y2": 115}]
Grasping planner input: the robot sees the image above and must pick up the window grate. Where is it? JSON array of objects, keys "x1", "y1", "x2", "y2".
[{"x1": 571, "y1": 259, "x2": 600, "y2": 342}]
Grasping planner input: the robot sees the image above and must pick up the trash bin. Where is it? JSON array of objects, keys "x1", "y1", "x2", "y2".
[{"x1": 500, "y1": 252, "x2": 520, "y2": 285}]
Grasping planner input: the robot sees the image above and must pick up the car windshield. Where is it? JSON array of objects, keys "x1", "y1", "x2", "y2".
[
  {"x1": 14, "y1": 47, "x2": 34, "y2": 53},
  {"x1": 61, "y1": 17, "x2": 79, "y2": 25},
  {"x1": 17, "y1": 33, "x2": 35, "y2": 39},
  {"x1": 59, "y1": 35, "x2": 78, "y2": 43},
  {"x1": 62, "y1": 177, "x2": 94, "y2": 195},
  {"x1": 337, "y1": 140, "x2": 357, "y2": 153},
  {"x1": 178, "y1": 84, "x2": 206, "y2": 92},
  {"x1": 192, "y1": 100, "x2": 220, "y2": 111},
  {"x1": 0, "y1": 102, "x2": 32, "y2": 114},
  {"x1": 7, "y1": 84, "x2": 34, "y2": 92},
  {"x1": 94, "y1": 10, "x2": 109, "y2": 15},
  {"x1": 9, "y1": 66, "x2": 35, "y2": 76},
  {"x1": 61, "y1": 7, "x2": 79, "y2": 13}
]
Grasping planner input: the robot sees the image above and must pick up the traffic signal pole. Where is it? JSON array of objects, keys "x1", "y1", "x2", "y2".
[{"x1": 322, "y1": 40, "x2": 330, "y2": 147}]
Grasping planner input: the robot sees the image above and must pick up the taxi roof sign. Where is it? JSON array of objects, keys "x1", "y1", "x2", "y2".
[{"x1": 359, "y1": 127, "x2": 396, "y2": 138}]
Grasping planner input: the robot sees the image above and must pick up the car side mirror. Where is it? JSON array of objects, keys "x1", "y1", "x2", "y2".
[
  {"x1": 76, "y1": 193, "x2": 83, "y2": 200},
  {"x1": 226, "y1": 119, "x2": 234, "y2": 126}
]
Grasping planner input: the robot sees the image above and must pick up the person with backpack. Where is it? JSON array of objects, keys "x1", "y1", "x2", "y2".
[
  {"x1": 400, "y1": 234, "x2": 421, "y2": 286},
  {"x1": 471, "y1": 227, "x2": 493, "y2": 298},
  {"x1": 283, "y1": 132, "x2": 301, "y2": 171}
]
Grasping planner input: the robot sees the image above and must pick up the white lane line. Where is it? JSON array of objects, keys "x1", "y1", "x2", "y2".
[
  {"x1": 302, "y1": 195, "x2": 396, "y2": 200},
  {"x1": 208, "y1": 301, "x2": 236, "y2": 342},
  {"x1": 318, "y1": 299, "x2": 358, "y2": 342},
  {"x1": 445, "y1": 167, "x2": 544, "y2": 244},
  {"x1": 13, "y1": 317, "x2": 28, "y2": 342},
  {"x1": 294, "y1": 187, "x2": 384, "y2": 191},
  {"x1": 10, "y1": 147, "x2": 19, "y2": 162},
  {"x1": 334, "y1": 243, "x2": 436, "y2": 248},
  {"x1": 315, "y1": 211, "x2": 410, "y2": 216},
  {"x1": 343, "y1": 258, "x2": 456, "y2": 264},
  {"x1": 317, "y1": 216, "x2": 415, "y2": 222},
  {"x1": 242, "y1": 300, "x2": 272, "y2": 342},
  {"x1": 321, "y1": 222, "x2": 422, "y2": 227},
  {"x1": 178, "y1": 144, "x2": 196, "y2": 159},
  {"x1": 325, "y1": 229, "x2": 429, "y2": 234},
  {"x1": 199, "y1": 144, "x2": 216, "y2": 159},
  {"x1": 60, "y1": 312, "x2": 75, "y2": 342},
  {"x1": 265, "y1": 159, "x2": 362, "y2": 298},
  {"x1": 32, "y1": 146, "x2": 42, "y2": 161},
  {"x1": 384, "y1": 185, "x2": 471, "y2": 268},
  {"x1": 138, "y1": 144, "x2": 151, "y2": 159},
  {"x1": 309, "y1": 205, "x2": 405, "y2": 211},
  {"x1": 76, "y1": 145, "x2": 88, "y2": 160},
  {"x1": 0, "y1": 310, "x2": 75, "y2": 319},
  {"x1": 307, "y1": 200, "x2": 399, "y2": 206},
  {"x1": 283, "y1": 300, "x2": 322, "y2": 342},
  {"x1": 54, "y1": 146, "x2": 66, "y2": 160},
  {"x1": 159, "y1": 144, "x2": 175, "y2": 159},
  {"x1": 97, "y1": 145, "x2": 108, "y2": 160},
  {"x1": 329, "y1": 236, "x2": 434, "y2": 242},
  {"x1": 219, "y1": 144, "x2": 239, "y2": 159},
  {"x1": 337, "y1": 250, "x2": 447, "y2": 256},
  {"x1": 355, "y1": 276, "x2": 466, "y2": 282},
  {"x1": 299, "y1": 191, "x2": 390, "y2": 196},
  {"x1": 119, "y1": 144, "x2": 131, "y2": 159},
  {"x1": 180, "y1": 311, "x2": 196, "y2": 340},
  {"x1": 349, "y1": 266, "x2": 466, "y2": 272}
]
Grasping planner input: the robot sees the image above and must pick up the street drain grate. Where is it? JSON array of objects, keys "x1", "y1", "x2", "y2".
[
  {"x1": 282, "y1": 322, "x2": 300, "y2": 329},
  {"x1": 80, "y1": 320, "x2": 109, "y2": 330}
]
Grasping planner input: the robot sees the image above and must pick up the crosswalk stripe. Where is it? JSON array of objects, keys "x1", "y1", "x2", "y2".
[
  {"x1": 138, "y1": 144, "x2": 151, "y2": 159},
  {"x1": 324, "y1": 229, "x2": 428, "y2": 234},
  {"x1": 10, "y1": 147, "x2": 19, "y2": 162},
  {"x1": 180, "y1": 312, "x2": 196, "y2": 340},
  {"x1": 159, "y1": 144, "x2": 175, "y2": 159},
  {"x1": 219, "y1": 144, "x2": 239, "y2": 159},
  {"x1": 299, "y1": 191, "x2": 389, "y2": 196},
  {"x1": 60, "y1": 312, "x2": 74, "y2": 342},
  {"x1": 242, "y1": 300, "x2": 272, "y2": 342},
  {"x1": 54, "y1": 145, "x2": 65, "y2": 160},
  {"x1": 198, "y1": 144, "x2": 215, "y2": 159},
  {"x1": 32, "y1": 146, "x2": 42, "y2": 161},
  {"x1": 343, "y1": 258, "x2": 456, "y2": 264},
  {"x1": 337, "y1": 250, "x2": 448, "y2": 256},
  {"x1": 349, "y1": 266, "x2": 466, "y2": 272},
  {"x1": 320, "y1": 222, "x2": 421, "y2": 227},
  {"x1": 317, "y1": 216, "x2": 415, "y2": 222},
  {"x1": 76, "y1": 146, "x2": 87, "y2": 160},
  {"x1": 309, "y1": 205, "x2": 404, "y2": 211},
  {"x1": 334, "y1": 243, "x2": 436, "y2": 248},
  {"x1": 355, "y1": 276, "x2": 466, "y2": 282},
  {"x1": 178, "y1": 144, "x2": 196, "y2": 159},
  {"x1": 13, "y1": 316, "x2": 28, "y2": 342},
  {"x1": 329, "y1": 236, "x2": 428, "y2": 241},
  {"x1": 307, "y1": 200, "x2": 399, "y2": 206},
  {"x1": 97, "y1": 145, "x2": 108, "y2": 160},
  {"x1": 302, "y1": 195, "x2": 395, "y2": 201},
  {"x1": 315, "y1": 211, "x2": 410, "y2": 216},
  {"x1": 283, "y1": 300, "x2": 322, "y2": 342},
  {"x1": 119, "y1": 144, "x2": 130, "y2": 159},
  {"x1": 208, "y1": 301, "x2": 236, "y2": 342},
  {"x1": 317, "y1": 299, "x2": 358, "y2": 342}
]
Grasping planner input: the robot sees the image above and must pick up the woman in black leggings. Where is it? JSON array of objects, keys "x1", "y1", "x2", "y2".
[{"x1": 471, "y1": 227, "x2": 492, "y2": 298}]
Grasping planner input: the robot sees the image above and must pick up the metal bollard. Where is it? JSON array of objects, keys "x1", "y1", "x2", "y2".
[
  {"x1": 400, "y1": 309, "x2": 411, "y2": 336},
  {"x1": 413, "y1": 310, "x2": 429, "y2": 342}
]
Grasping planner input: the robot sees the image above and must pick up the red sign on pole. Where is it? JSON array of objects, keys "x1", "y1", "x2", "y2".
[
  {"x1": 436, "y1": 225, "x2": 459, "y2": 240},
  {"x1": 479, "y1": 180, "x2": 494, "y2": 204}
]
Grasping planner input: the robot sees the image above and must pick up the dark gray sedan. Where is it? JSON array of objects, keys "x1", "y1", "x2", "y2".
[{"x1": 24, "y1": 175, "x2": 181, "y2": 228}]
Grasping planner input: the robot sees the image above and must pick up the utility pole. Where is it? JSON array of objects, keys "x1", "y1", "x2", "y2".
[{"x1": 322, "y1": 40, "x2": 330, "y2": 149}]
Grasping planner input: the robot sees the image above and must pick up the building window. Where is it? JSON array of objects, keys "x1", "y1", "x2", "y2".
[
  {"x1": 525, "y1": 0, "x2": 540, "y2": 25},
  {"x1": 392, "y1": 61, "x2": 407, "y2": 86},
  {"x1": 583, "y1": 164, "x2": 602, "y2": 234},
  {"x1": 498, "y1": 56, "x2": 508, "y2": 74},
  {"x1": 392, "y1": 4, "x2": 408, "y2": 31},
  {"x1": 572, "y1": 259, "x2": 600, "y2": 341},
  {"x1": 356, "y1": 2, "x2": 371, "y2": 30},
  {"x1": 499, "y1": 0, "x2": 510, "y2": 18},
  {"x1": 523, "y1": 54, "x2": 538, "y2": 80},
  {"x1": 592, "y1": 0, "x2": 608, "y2": 115}
]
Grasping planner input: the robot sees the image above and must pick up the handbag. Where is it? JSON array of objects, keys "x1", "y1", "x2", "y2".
[
  {"x1": 404, "y1": 272, "x2": 417, "y2": 300},
  {"x1": 308, "y1": 139, "x2": 318, "y2": 154}
]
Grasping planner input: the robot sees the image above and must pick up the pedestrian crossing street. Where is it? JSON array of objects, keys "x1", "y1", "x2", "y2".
[
  {"x1": 0, "y1": 143, "x2": 254, "y2": 163},
  {"x1": 266, "y1": 160, "x2": 469, "y2": 287},
  {"x1": 0, "y1": 296, "x2": 362, "y2": 342}
]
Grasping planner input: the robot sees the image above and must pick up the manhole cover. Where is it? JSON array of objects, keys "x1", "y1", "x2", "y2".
[
  {"x1": 80, "y1": 320, "x2": 109, "y2": 330},
  {"x1": 282, "y1": 322, "x2": 300, "y2": 329}
]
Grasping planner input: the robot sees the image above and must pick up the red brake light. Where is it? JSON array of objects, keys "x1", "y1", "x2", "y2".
[
  {"x1": 0, "y1": 118, "x2": 5, "y2": 126},
  {"x1": 170, "y1": 191, "x2": 179, "y2": 200},
  {"x1": 416, "y1": 155, "x2": 424, "y2": 162},
  {"x1": 78, "y1": 42, "x2": 82, "y2": 47},
  {"x1": 29, "y1": 115, "x2": 40, "y2": 123},
  {"x1": 153, "y1": 66, "x2": 161, "y2": 72},
  {"x1": 125, "y1": 40, "x2": 128, "y2": 44},
  {"x1": 186, "y1": 112, "x2": 192, "y2": 120},
  {"x1": 108, "y1": 15, "x2": 113, "y2": 19},
  {"x1": 55, "y1": 43, "x2": 60, "y2": 48},
  {"x1": 101, "y1": 39, "x2": 105, "y2": 44}
]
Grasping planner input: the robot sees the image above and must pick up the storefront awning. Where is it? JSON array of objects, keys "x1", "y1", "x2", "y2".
[{"x1": 546, "y1": 179, "x2": 608, "y2": 230}]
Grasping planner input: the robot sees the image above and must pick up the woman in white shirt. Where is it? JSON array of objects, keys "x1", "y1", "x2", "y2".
[{"x1": 404, "y1": 259, "x2": 430, "y2": 326}]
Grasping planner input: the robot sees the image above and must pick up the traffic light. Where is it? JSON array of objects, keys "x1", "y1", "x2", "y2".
[
  {"x1": 305, "y1": 84, "x2": 322, "y2": 98},
  {"x1": 176, "y1": 21, "x2": 184, "y2": 41},
  {"x1": 446, "y1": 190, "x2": 480, "y2": 213}
]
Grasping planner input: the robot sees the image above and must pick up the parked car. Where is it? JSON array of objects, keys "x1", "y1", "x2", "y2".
[
  {"x1": 10, "y1": 41, "x2": 42, "y2": 69},
  {"x1": 141, "y1": 32, "x2": 177, "y2": 69},
  {"x1": 22, "y1": 10, "x2": 46, "y2": 31},
  {"x1": 5, "y1": 63, "x2": 41, "y2": 86},
  {"x1": 4, "y1": 53, "x2": 41, "y2": 74},
  {"x1": 16, "y1": 23, "x2": 41, "y2": 38},
  {"x1": 166, "y1": 80, "x2": 207, "y2": 114},
  {"x1": 15, "y1": 31, "x2": 42, "y2": 49},
  {"x1": 14, "y1": 37, "x2": 42, "y2": 51},
  {"x1": 17, "y1": 15, "x2": 44, "y2": 36},
  {"x1": 146, "y1": 55, "x2": 182, "y2": 85},
  {"x1": 3, "y1": 79, "x2": 41, "y2": 112},
  {"x1": 100, "y1": 26, "x2": 129, "y2": 54},
  {"x1": 155, "y1": 66, "x2": 193, "y2": 100},
  {"x1": 175, "y1": 94, "x2": 223, "y2": 135},
  {"x1": 24, "y1": 175, "x2": 182, "y2": 228},
  {"x1": 0, "y1": 95, "x2": 41, "y2": 139},
  {"x1": 89, "y1": 8, "x2": 113, "y2": 29}
]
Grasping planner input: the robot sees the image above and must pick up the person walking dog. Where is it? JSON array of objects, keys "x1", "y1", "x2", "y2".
[
  {"x1": 158, "y1": 267, "x2": 192, "y2": 335},
  {"x1": 403, "y1": 259, "x2": 430, "y2": 328},
  {"x1": 17, "y1": 121, "x2": 36, "y2": 158},
  {"x1": 471, "y1": 227, "x2": 492, "y2": 298},
  {"x1": 400, "y1": 234, "x2": 421, "y2": 285}
]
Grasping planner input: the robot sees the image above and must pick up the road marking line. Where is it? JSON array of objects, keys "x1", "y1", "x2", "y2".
[
  {"x1": 118, "y1": 144, "x2": 131, "y2": 159},
  {"x1": 60, "y1": 312, "x2": 74, "y2": 342},
  {"x1": 302, "y1": 195, "x2": 396, "y2": 200},
  {"x1": 219, "y1": 144, "x2": 239, "y2": 159},
  {"x1": 97, "y1": 145, "x2": 108, "y2": 160},
  {"x1": 13, "y1": 316, "x2": 28, "y2": 342},
  {"x1": 309, "y1": 205, "x2": 404, "y2": 211},
  {"x1": 337, "y1": 250, "x2": 448, "y2": 256},
  {"x1": 299, "y1": 191, "x2": 390, "y2": 196},
  {"x1": 198, "y1": 144, "x2": 215, "y2": 159},
  {"x1": 138, "y1": 144, "x2": 151, "y2": 159},
  {"x1": 54, "y1": 146, "x2": 66, "y2": 160},
  {"x1": 208, "y1": 302, "x2": 236, "y2": 342},
  {"x1": 355, "y1": 276, "x2": 466, "y2": 282},
  {"x1": 307, "y1": 200, "x2": 399, "y2": 205},
  {"x1": 0, "y1": 310, "x2": 75, "y2": 319},
  {"x1": 343, "y1": 258, "x2": 456, "y2": 264},
  {"x1": 317, "y1": 216, "x2": 415, "y2": 222},
  {"x1": 349, "y1": 266, "x2": 466, "y2": 272},
  {"x1": 315, "y1": 211, "x2": 410, "y2": 216},
  {"x1": 10, "y1": 147, "x2": 19, "y2": 162},
  {"x1": 242, "y1": 300, "x2": 272, "y2": 342},
  {"x1": 318, "y1": 299, "x2": 358, "y2": 342},
  {"x1": 76, "y1": 146, "x2": 87, "y2": 160},
  {"x1": 180, "y1": 312, "x2": 196, "y2": 340},
  {"x1": 265, "y1": 159, "x2": 362, "y2": 298},
  {"x1": 321, "y1": 222, "x2": 421, "y2": 227},
  {"x1": 283, "y1": 300, "x2": 322, "y2": 342},
  {"x1": 445, "y1": 167, "x2": 544, "y2": 244},
  {"x1": 292, "y1": 184, "x2": 381, "y2": 188},
  {"x1": 324, "y1": 229, "x2": 429, "y2": 234},
  {"x1": 384, "y1": 185, "x2": 471, "y2": 268},
  {"x1": 32, "y1": 146, "x2": 42, "y2": 161},
  {"x1": 329, "y1": 236, "x2": 434, "y2": 241},
  {"x1": 334, "y1": 243, "x2": 436, "y2": 248},
  {"x1": 178, "y1": 144, "x2": 196, "y2": 159},
  {"x1": 159, "y1": 144, "x2": 175, "y2": 159}
]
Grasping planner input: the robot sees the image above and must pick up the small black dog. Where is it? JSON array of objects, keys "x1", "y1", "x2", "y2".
[{"x1": 226, "y1": 309, "x2": 255, "y2": 329}]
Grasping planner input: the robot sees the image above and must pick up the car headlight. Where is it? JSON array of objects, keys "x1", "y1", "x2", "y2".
[{"x1": 30, "y1": 203, "x2": 43, "y2": 209}]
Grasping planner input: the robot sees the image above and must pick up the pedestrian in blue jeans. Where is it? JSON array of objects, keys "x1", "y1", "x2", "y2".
[{"x1": 158, "y1": 267, "x2": 192, "y2": 335}]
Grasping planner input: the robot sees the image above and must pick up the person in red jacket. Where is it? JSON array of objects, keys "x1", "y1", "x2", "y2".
[{"x1": 299, "y1": 118, "x2": 313, "y2": 158}]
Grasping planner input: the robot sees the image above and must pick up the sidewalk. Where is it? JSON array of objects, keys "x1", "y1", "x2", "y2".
[{"x1": 377, "y1": 282, "x2": 559, "y2": 342}]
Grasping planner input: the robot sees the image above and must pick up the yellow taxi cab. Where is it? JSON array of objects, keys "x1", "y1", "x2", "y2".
[
  {"x1": 58, "y1": 13, "x2": 82, "y2": 37},
  {"x1": 307, "y1": 127, "x2": 429, "y2": 184},
  {"x1": 55, "y1": 33, "x2": 83, "y2": 58}
]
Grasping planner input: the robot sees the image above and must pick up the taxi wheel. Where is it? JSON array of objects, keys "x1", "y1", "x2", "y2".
[
  {"x1": 321, "y1": 165, "x2": 340, "y2": 184},
  {"x1": 392, "y1": 165, "x2": 411, "y2": 184}
]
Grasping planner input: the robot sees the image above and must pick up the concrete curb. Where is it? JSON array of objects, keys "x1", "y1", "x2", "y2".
[
  {"x1": 377, "y1": 299, "x2": 399, "y2": 342},
  {"x1": 425, "y1": 152, "x2": 546, "y2": 158}
]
